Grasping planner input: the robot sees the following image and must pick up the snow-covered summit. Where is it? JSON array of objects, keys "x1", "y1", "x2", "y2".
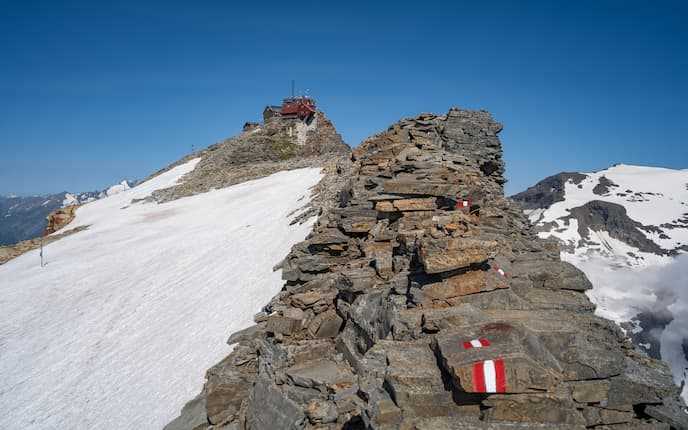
[
  {"x1": 514, "y1": 164, "x2": 688, "y2": 266},
  {"x1": 101, "y1": 180, "x2": 131, "y2": 198}
]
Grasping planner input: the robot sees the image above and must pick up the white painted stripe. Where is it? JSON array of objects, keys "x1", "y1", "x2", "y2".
[
  {"x1": 483, "y1": 359, "x2": 497, "y2": 392},
  {"x1": 470, "y1": 339, "x2": 482, "y2": 348}
]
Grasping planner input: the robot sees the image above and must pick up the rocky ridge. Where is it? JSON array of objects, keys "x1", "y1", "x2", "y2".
[
  {"x1": 152, "y1": 111, "x2": 349, "y2": 203},
  {"x1": 167, "y1": 109, "x2": 687, "y2": 429}
]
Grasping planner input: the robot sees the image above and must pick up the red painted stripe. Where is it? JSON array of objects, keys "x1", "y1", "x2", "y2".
[
  {"x1": 494, "y1": 358, "x2": 507, "y2": 393},
  {"x1": 463, "y1": 341, "x2": 473, "y2": 349},
  {"x1": 479, "y1": 338, "x2": 491, "y2": 347},
  {"x1": 473, "y1": 361, "x2": 486, "y2": 392}
]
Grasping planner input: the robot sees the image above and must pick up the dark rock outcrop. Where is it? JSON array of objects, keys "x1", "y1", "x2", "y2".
[
  {"x1": 511, "y1": 172, "x2": 586, "y2": 210},
  {"x1": 592, "y1": 175, "x2": 619, "y2": 196},
  {"x1": 567, "y1": 200, "x2": 668, "y2": 255},
  {"x1": 167, "y1": 108, "x2": 687, "y2": 429}
]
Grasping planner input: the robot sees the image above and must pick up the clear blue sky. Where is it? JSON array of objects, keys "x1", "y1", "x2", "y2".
[{"x1": 1, "y1": 0, "x2": 686, "y2": 196}]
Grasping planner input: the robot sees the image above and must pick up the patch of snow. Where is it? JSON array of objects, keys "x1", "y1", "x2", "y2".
[
  {"x1": 62, "y1": 193, "x2": 78, "y2": 207},
  {"x1": 538, "y1": 217, "x2": 581, "y2": 250},
  {"x1": 524, "y1": 208, "x2": 545, "y2": 224},
  {"x1": 0, "y1": 158, "x2": 323, "y2": 429},
  {"x1": 105, "y1": 180, "x2": 131, "y2": 197},
  {"x1": 41, "y1": 199, "x2": 52, "y2": 206}
]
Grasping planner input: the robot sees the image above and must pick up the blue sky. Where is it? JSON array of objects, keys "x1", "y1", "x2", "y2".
[{"x1": 1, "y1": 0, "x2": 686, "y2": 196}]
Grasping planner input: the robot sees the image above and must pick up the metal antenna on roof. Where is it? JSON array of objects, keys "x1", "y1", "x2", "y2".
[{"x1": 291, "y1": 80, "x2": 295, "y2": 98}]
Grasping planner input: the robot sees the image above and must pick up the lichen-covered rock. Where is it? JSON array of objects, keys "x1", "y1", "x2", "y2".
[{"x1": 44, "y1": 204, "x2": 78, "y2": 234}]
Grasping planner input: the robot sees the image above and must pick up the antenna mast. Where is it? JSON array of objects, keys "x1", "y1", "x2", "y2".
[{"x1": 291, "y1": 80, "x2": 295, "y2": 98}]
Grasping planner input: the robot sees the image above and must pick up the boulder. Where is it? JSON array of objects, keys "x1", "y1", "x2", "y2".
[
  {"x1": 419, "y1": 237, "x2": 497, "y2": 273},
  {"x1": 376, "y1": 198, "x2": 437, "y2": 212},
  {"x1": 205, "y1": 363, "x2": 254, "y2": 424},
  {"x1": 246, "y1": 375, "x2": 306, "y2": 430},
  {"x1": 163, "y1": 394, "x2": 208, "y2": 430},
  {"x1": 379, "y1": 340, "x2": 465, "y2": 417},
  {"x1": 286, "y1": 359, "x2": 355, "y2": 392},
  {"x1": 307, "y1": 309, "x2": 343, "y2": 338},
  {"x1": 421, "y1": 269, "x2": 508, "y2": 302},
  {"x1": 482, "y1": 394, "x2": 586, "y2": 426},
  {"x1": 383, "y1": 180, "x2": 454, "y2": 196}
]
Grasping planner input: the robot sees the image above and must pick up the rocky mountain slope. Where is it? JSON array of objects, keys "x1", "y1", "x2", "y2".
[
  {"x1": 512, "y1": 166, "x2": 688, "y2": 402},
  {"x1": 152, "y1": 111, "x2": 349, "y2": 203},
  {"x1": 167, "y1": 109, "x2": 687, "y2": 430},
  {"x1": 0, "y1": 108, "x2": 349, "y2": 429},
  {"x1": 0, "y1": 180, "x2": 134, "y2": 246}
]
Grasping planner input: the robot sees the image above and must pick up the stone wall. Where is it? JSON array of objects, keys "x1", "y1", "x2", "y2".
[{"x1": 166, "y1": 108, "x2": 687, "y2": 430}]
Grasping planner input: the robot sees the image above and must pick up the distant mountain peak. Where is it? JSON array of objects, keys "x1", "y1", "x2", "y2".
[{"x1": 512, "y1": 164, "x2": 688, "y2": 265}]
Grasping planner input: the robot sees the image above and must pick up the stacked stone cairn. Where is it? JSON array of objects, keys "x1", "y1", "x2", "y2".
[{"x1": 167, "y1": 108, "x2": 687, "y2": 430}]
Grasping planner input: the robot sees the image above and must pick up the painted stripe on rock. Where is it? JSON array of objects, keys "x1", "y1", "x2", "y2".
[
  {"x1": 493, "y1": 266, "x2": 507, "y2": 277},
  {"x1": 472, "y1": 360, "x2": 486, "y2": 392},
  {"x1": 472, "y1": 358, "x2": 507, "y2": 393},
  {"x1": 455, "y1": 200, "x2": 471, "y2": 209},
  {"x1": 462, "y1": 338, "x2": 491, "y2": 349}
]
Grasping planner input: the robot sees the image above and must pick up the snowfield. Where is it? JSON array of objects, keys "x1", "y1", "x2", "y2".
[
  {"x1": 0, "y1": 160, "x2": 323, "y2": 429},
  {"x1": 568, "y1": 254, "x2": 688, "y2": 402}
]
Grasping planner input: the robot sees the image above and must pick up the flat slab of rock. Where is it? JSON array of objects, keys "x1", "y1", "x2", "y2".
[
  {"x1": 286, "y1": 358, "x2": 355, "y2": 391},
  {"x1": 383, "y1": 180, "x2": 454, "y2": 196},
  {"x1": 375, "y1": 198, "x2": 437, "y2": 212},
  {"x1": 482, "y1": 394, "x2": 586, "y2": 427},
  {"x1": 422, "y1": 269, "x2": 508, "y2": 303},
  {"x1": 246, "y1": 376, "x2": 306, "y2": 430},
  {"x1": 434, "y1": 327, "x2": 562, "y2": 394},
  {"x1": 378, "y1": 340, "x2": 465, "y2": 418},
  {"x1": 419, "y1": 237, "x2": 497, "y2": 273}
]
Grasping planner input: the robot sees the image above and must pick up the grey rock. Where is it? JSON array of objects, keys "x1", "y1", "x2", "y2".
[
  {"x1": 164, "y1": 394, "x2": 208, "y2": 430},
  {"x1": 246, "y1": 375, "x2": 306, "y2": 430}
]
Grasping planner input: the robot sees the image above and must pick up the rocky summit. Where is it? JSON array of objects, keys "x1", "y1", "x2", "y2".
[
  {"x1": 167, "y1": 108, "x2": 687, "y2": 430},
  {"x1": 152, "y1": 110, "x2": 349, "y2": 203}
]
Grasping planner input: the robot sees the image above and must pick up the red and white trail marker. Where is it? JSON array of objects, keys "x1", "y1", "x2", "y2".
[
  {"x1": 472, "y1": 358, "x2": 507, "y2": 393},
  {"x1": 493, "y1": 265, "x2": 507, "y2": 277},
  {"x1": 462, "y1": 338, "x2": 491, "y2": 349},
  {"x1": 455, "y1": 199, "x2": 471, "y2": 209}
]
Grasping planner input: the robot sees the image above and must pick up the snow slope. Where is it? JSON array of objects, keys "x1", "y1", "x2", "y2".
[
  {"x1": 513, "y1": 164, "x2": 688, "y2": 403},
  {"x1": 0, "y1": 159, "x2": 323, "y2": 429}
]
